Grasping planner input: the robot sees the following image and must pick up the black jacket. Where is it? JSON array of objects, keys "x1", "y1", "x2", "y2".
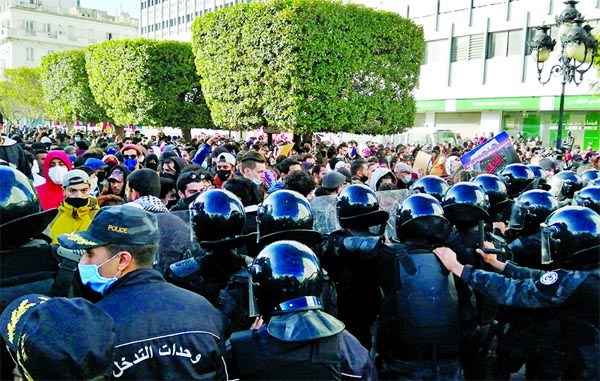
[{"x1": 97, "y1": 269, "x2": 228, "y2": 380}]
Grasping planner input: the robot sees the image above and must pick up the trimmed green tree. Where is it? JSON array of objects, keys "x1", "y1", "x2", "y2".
[
  {"x1": 191, "y1": 0, "x2": 424, "y2": 135},
  {"x1": 0, "y1": 67, "x2": 45, "y2": 124},
  {"x1": 85, "y1": 39, "x2": 213, "y2": 140},
  {"x1": 40, "y1": 49, "x2": 107, "y2": 126}
]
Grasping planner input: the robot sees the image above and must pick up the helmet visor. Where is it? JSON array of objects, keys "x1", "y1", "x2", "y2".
[
  {"x1": 508, "y1": 203, "x2": 526, "y2": 230},
  {"x1": 540, "y1": 223, "x2": 557, "y2": 264},
  {"x1": 548, "y1": 177, "x2": 565, "y2": 199}
]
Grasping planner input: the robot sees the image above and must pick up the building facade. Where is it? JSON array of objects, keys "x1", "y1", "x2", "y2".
[
  {"x1": 144, "y1": 0, "x2": 599, "y2": 148},
  {"x1": 0, "y1": 0, "x2": 138, "y2": 78}
]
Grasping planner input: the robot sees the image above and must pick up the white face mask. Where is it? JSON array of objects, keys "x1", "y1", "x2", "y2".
[
  {"x1": 32, "y1": 160, "x2": 40, "y2": 175},
  {"x1": 48, "y1": 166, "x2": 68, "y2": 185},
  {"x1": 89, "y1": 177, "x2": 98, "y2": 193}
]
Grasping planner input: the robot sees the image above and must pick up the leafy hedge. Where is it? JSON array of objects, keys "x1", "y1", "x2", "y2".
[
  {"x1": 192, "y1": 0, "x2": 424, "y2": 134},
  {"x1": 40, "y1": 49, "x2": 107, "y2": 124},
  {"x1": 85, "y1": 39, "x2": 213, "y2": 135}
]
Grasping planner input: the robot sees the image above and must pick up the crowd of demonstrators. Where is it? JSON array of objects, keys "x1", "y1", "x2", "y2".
[{"x1": 1, "y1": 111, "x2": 599, "y2": 380}]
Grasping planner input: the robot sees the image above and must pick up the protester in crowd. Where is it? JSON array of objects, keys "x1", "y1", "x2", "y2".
[
  {"x1": 101, "y1": 164, "x2": 130, "y2": 199},
  {"x1": 214, "y1": 152, "x2": 237, "y2": 188},
  {"x1": 35, "y1": 150, "x2": 73, "y2": 210},
  {"x1": 45, "y1": 169, "x2": 99, "y2": 243}
]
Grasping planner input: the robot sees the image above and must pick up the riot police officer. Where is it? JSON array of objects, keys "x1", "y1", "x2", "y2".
[
  {"x1": 319, "y1": 184, "x2": 390, "y2": 348},
  {"x1": 500, "y1": 163, "x2": 536, "y2": 199},
  {"x1": 410, "y1": 174, "x2": 450, "y2": 202},
  {"x1": 167, "y1": 189, "x2": 252, "y2": 336},
  {"x1": 0, "y1": 166, "x2": 79, "y2": 380},
  {"x1": 573, "y1": 185, "x2": 600, "y2": 213},
  {"x1": 377, "y1": 193, "x2": 462, "y2": 380},
  {"x1": 227, "y1": 240, "x2": 373, "y2": 380},
  {"x1": 442, "y1": 181, "x2": 508, "y2": 379},
  {"x1": 497, "y1": 189, "x2": 561, "y2": 379},
  {"x1": 434, "y1": 206, "x2": 600, "y2": 380},
  {"x1": 255, "y1": 190, "x2": 337, "y2": 315},
  {"x1": 548, "y1": 170, "x2": 583, "y2": 207}
]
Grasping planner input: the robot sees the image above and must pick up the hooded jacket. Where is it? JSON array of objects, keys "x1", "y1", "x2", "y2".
[
  {"x1": 368, "y1": 167, "x2": 397, "y2": 191},
  {"x1": 100, "y1": 164, "x2": 130, "y2": 199},
  {"x1": 35, "y1": 150, "x2": 73, "y2": 210},
  {"x1": 46, "y1": 198, "x2": 99, "y2": 243}
]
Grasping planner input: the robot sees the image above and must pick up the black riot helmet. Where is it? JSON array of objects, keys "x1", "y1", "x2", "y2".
[
  {"x1": 442, "y1": 182, "x2": 490, "y2": 227},
  {"x1": 472, "y1": 174, "x2": 510, "y2": 216},
  {"x1": 396, "y1": 193, "x2": 451, "y2": 244},
  {"x1": 256, "y1": 190, "x2": 320, "y2": 245},
  {"x1": 190, "y1": 189, "x2": 245, "y2": 245},
  {"x1": 0, "y1": 166, "x2": 57, "y2": 248},
  {"x1": 410, "y1": 175, "x2": 450, "y2": 202},
  {"x1": 336, "y1": 184, "x2": 389, "y2": 228},
  {"x1": 501, "y1": 163, "x2": 535, "y2": 198},
  {"x1": 541, "y1": 206, "x2": 600, "y2": 268},
  {"x1": 579, "y1": 169, "x2": 600, "y2": 187},
  {"x1": 508, "y1": 190, "x2": 559, "y2": 233},
  {"x1": 548, "y1": 170, "x2": 583, "y2": 201},
  {"x1": 527, "y1": 164, "x2": 551, "y2": 190},
  {"x1": 573, "y1": 186, "x2": 600, "y2": 214},
  {"x1": 249, "y1": 240, "x2": 324, "y2": 316}
]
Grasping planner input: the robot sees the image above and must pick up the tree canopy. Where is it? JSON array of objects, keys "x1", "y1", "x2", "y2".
[
  {"x1": 40, "y1": 49, "x2": 107, "y2": 124},
  {"x1": 0, "y1": 67, "x2": 44, "y2": 123},
  {"x1": 85, "y1": 38, "x2": 213, "y2": 139},
  {"x1": 192, "y1": 0, "x2": 424, "y2": 135}
]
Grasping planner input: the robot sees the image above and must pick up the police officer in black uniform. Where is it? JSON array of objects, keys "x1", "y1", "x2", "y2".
[
  {"x1": 442, "y1": 181, "x2": 508, "y2": 379},
  {"x1": 410, "y1": 174, "x2": 450, "y2": 202},
  {"x1": 377, "y1": 193, "x2": 462, "y2": 380},
  {"x1": 497, "y1": 189, "x2": 561, "y2": 379},
  {"x1": 0, "y1": 166, "x2": 81, "y2": 380},
  {"x1": 435, "y1": 206, "x2": 600, "y2": 380},
  {"x1": 227, "y1": 240, "x2": 373, "y2": 380},
  {"x1": 254, "y1": 189, "x2": 338, "y2": 316},
  {"x1": 167, "y1": 189, "x2": 253, "y2": 336},
  {"x1": 319, "y1": 184, "x2": 390, "y2": 348},
  {"x1": 573, "y1": 184, "x2": 600, "y2": 213},
  {"x1": 548, "y1": 170, "x2": 583, "y2": 207}
]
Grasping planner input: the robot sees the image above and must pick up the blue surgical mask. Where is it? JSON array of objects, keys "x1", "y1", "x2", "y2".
[
  {"x1": 124, "y1": 158, "x2": 138, "y2": 170},
  {"x1": 252, "y1": 178, "x2": 262, "y2": 186},
  {"x1": 78, "y1": 254, "x2": 121, "y2": 295}
]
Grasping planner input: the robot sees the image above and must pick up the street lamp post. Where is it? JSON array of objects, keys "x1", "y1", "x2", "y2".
[{"x1": 528, "y1": 0, "x2": 598, "y2": 150}]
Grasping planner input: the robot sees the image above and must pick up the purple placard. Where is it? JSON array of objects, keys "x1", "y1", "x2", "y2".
[{"x1": 460, "y1": 131, "x2": 521, "y2": 174}]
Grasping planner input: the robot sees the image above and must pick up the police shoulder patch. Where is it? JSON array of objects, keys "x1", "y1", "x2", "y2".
[
  {"x1": 534, "y1": 269, "x2": 566, "y2": 296},
  {"x1": 540, "y1": 271, "x2": 559, "y2": 285}
]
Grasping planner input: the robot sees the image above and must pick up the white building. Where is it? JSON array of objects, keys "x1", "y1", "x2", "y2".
[
  {"x1": 143, "y1": 0, "x2": 599, "y2": 148},
  {"x1": 0, "y1": 0, "x2": 138, "y2": 78}
]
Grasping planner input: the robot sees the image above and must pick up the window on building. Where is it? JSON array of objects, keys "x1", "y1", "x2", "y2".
[
  {"x1": 451, "y1": 34, "x2": 484, "y2": 62},
  {"x1": 24, "y1": 20, "x2": 35, "y2": 35},
  {"x1": 26, "y1": 47, "x2": 34, "y2": 62},
  {"x1": 47, "y1": 49, "x2": 54, "y2": 55},
  {"x1": 423, "y1": 39, "x2": 447, "y2": 64},
  {"x1": 487, "y1": 29, "x2": 524, "y2": 58},
  {"x1": 88, "y1": 29, "x2": 95, "y2": 43},
  {"x1": 106, "y1": 32, "x2": 113, "y2": 40},
  {"x1": 68, "y1": 25, "x2": 75, "y2": 40}
]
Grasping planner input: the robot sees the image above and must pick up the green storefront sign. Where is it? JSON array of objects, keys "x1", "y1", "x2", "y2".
[
  {"x1": 456, "y1": 97, "x2": 540, "y2": 111},
  {"x1": 555, "y1": 95, "x2": 600, "y2": 109},
  {"x1": 416, "y1": 100, "x2": 446, "y2": 112}
]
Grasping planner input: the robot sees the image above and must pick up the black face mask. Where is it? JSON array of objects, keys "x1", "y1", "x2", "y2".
[
  {"x1": 360, "y1": 175, "x2": 369, "y2": 183},
  {"x1": 97, "y1": 171, "x2": 106, "y2": 183},
  {"x1": 166, "y1": 199, "x2": 177, "y2": 209},
  {"x1": 66, "y1": 197, "x2": 88, "y2": 208},
  {"x1": 161, "y1": 172, "x2": 176, "y2": 180},
  {"x1": 217, "y1": 170, "x2": 231, "y2": 182}
]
